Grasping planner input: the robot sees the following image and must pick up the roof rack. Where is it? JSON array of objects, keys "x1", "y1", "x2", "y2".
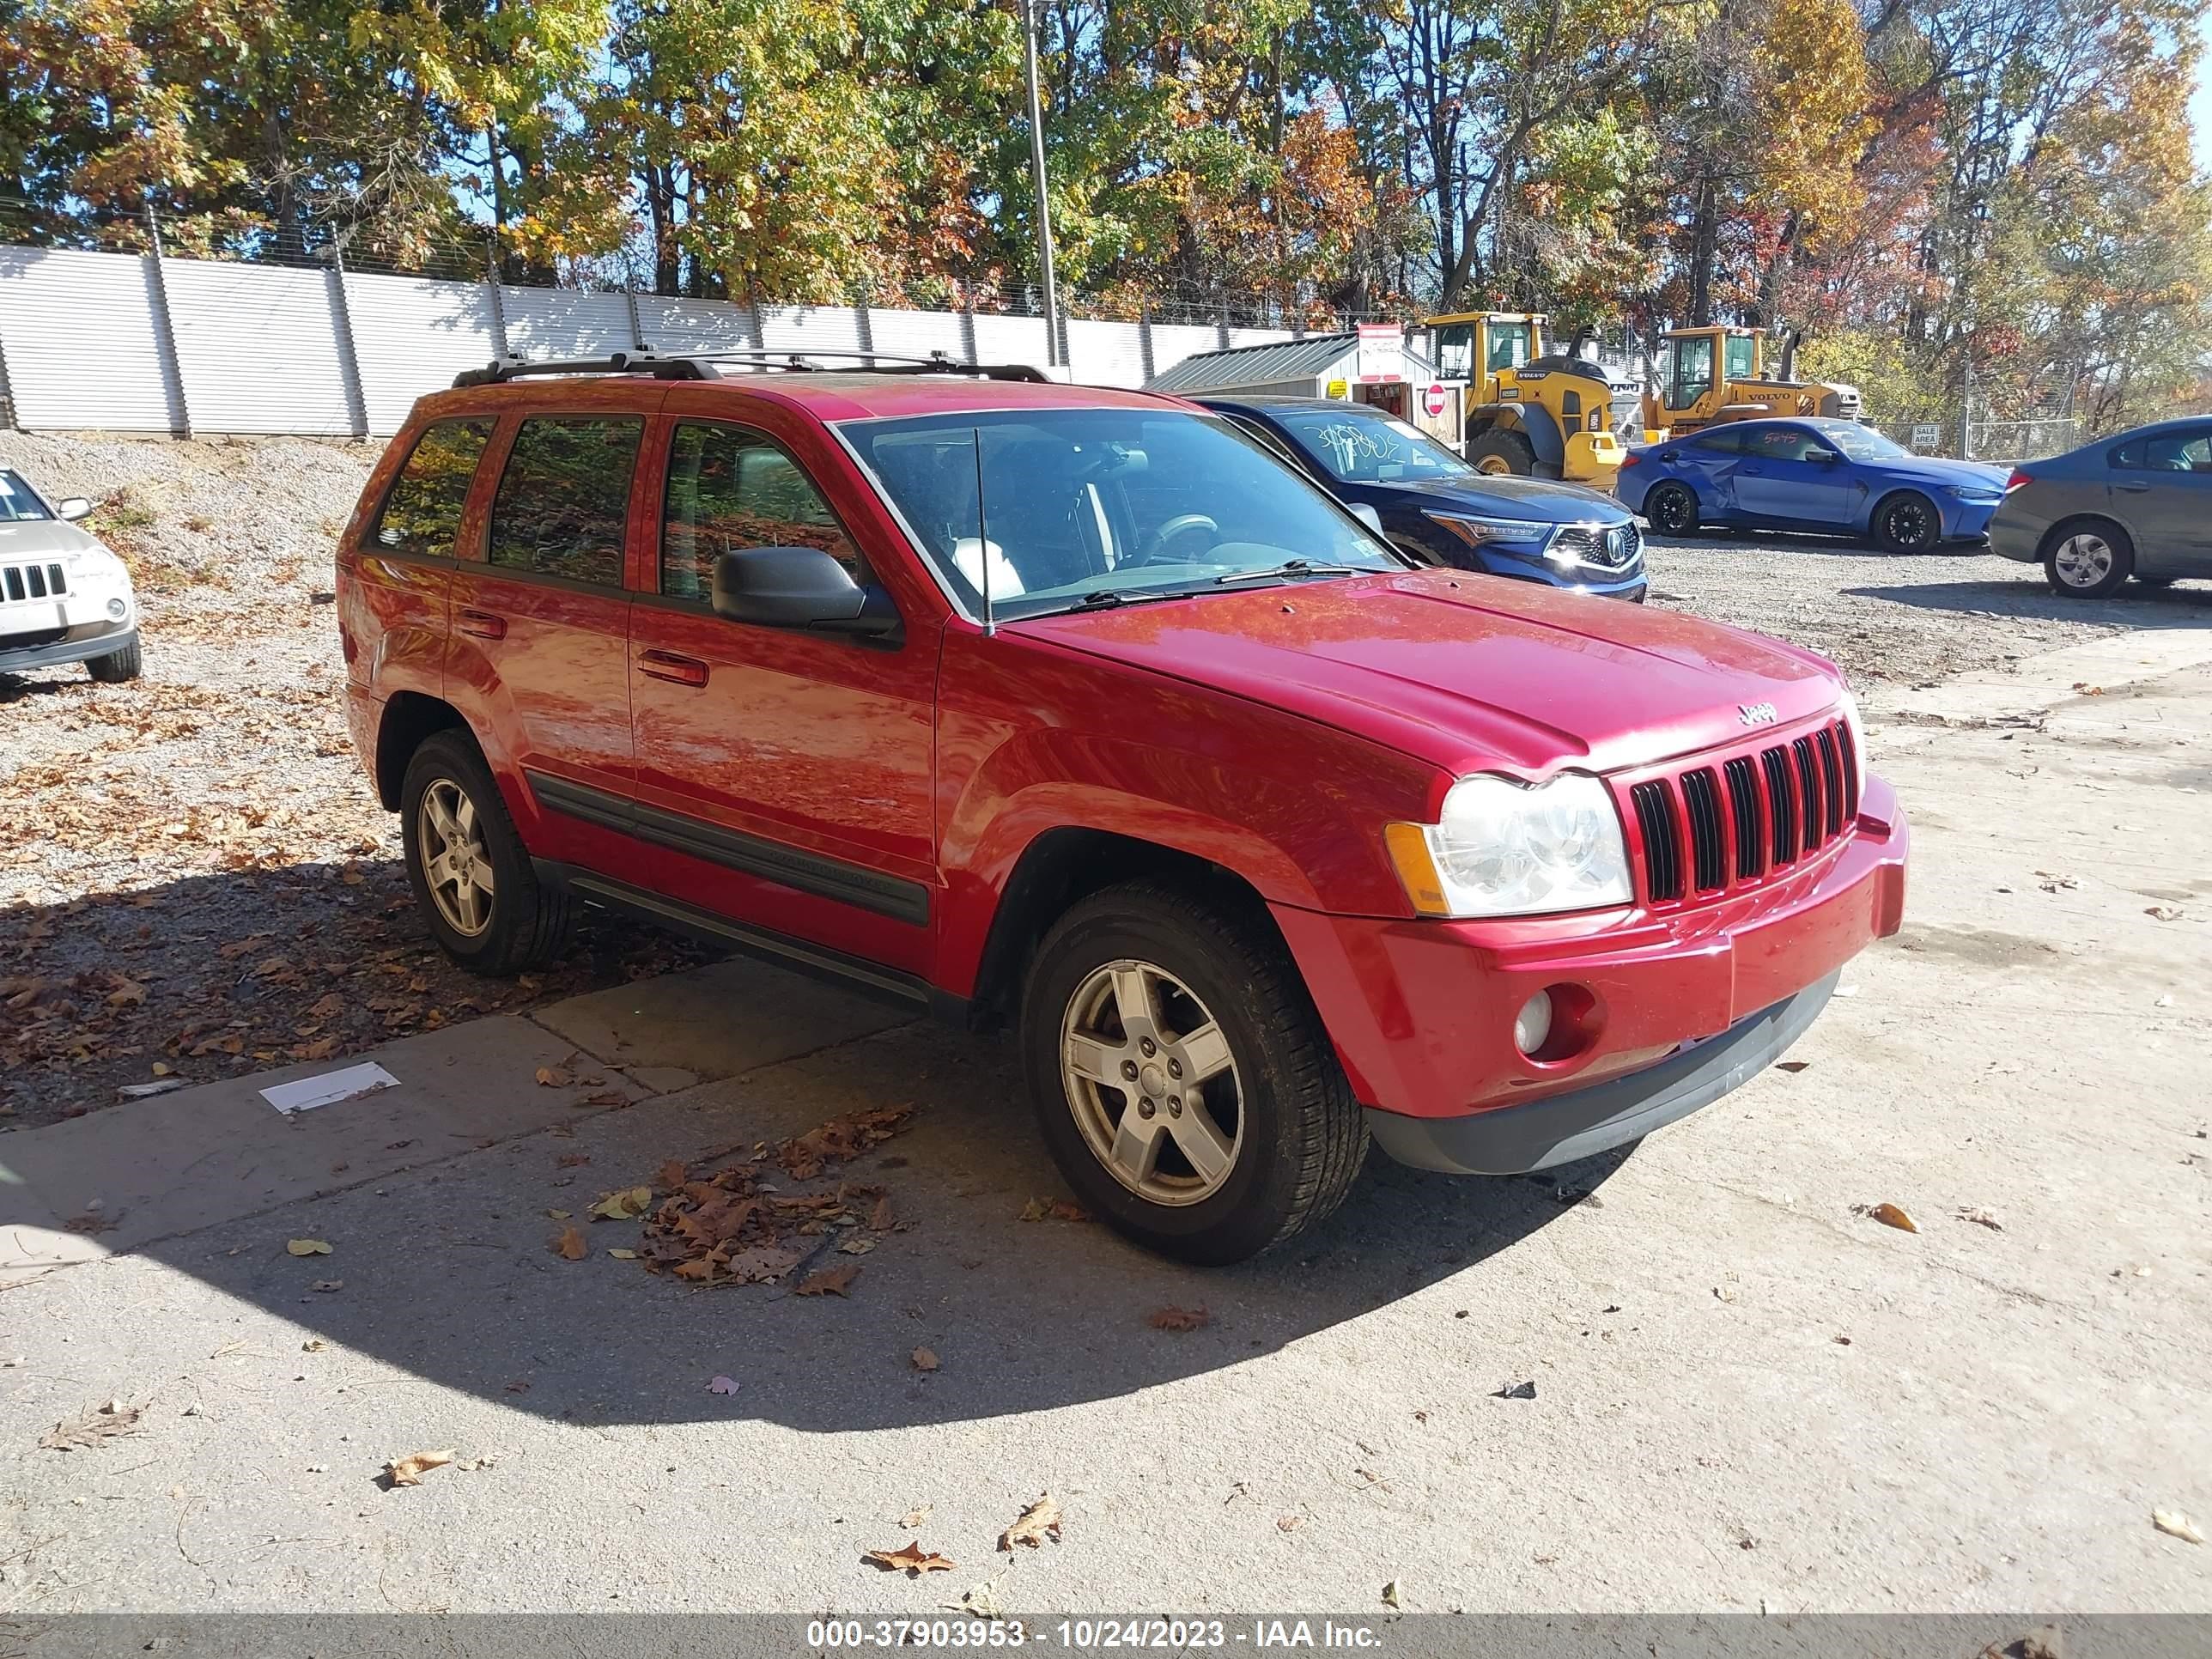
[{"x1": 452, "y1": 349, "x2": 1051, "y2": 390}]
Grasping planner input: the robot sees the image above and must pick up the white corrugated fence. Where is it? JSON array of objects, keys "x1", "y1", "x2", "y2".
[{"x1": 0, "y1": 245, "x2": 1293, "y2": 437}]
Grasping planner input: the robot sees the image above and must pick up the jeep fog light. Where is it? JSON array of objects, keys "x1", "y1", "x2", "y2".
[
  {"x1": 107, "y1": 598, "x2": 126, "y2": 619},
  {"x1": 1513, "y1": 992, "x2": 1553, "y2": 1056}
]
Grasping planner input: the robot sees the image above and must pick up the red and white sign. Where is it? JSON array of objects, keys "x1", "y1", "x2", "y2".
[
  {"x1": 1423, "y1": 382, "x2": 1449, "y2": 418},
  {"x1": 1355, "y1": 324, "x2": 1404, "y2": 384}
]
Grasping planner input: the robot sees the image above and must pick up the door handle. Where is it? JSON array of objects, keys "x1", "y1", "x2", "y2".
[
  {"x1": 637, "y1": 649, "x2": 709, "y2": 688},
  {"x1": 1741, "y1": 465, "x2": 1765, "y2": 475},
  {"x1": 456, "y1": 608, "x2": 506, "y2": 640},
  {"x1": 2115, "y1": 482, "x2": 2152, "y2": 493}
]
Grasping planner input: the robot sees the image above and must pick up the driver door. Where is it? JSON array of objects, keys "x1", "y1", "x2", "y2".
[
  {"x1": 626, "y1": 410, "x2": 939, "y2": 971},
  {"x1": 1731, "y1": 423, "x2": 1855, "y2": 526}
]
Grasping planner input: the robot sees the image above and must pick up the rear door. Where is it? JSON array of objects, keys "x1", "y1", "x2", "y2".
[
  {"x1": 451, "y1": 404, "x2": 654, "y2": 872},
  {"x1": 2112, "y1": 424, "x2": 2212, "y2": 563}
]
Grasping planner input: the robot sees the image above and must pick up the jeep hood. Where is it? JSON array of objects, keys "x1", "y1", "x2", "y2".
[{"x1": 1012, "y1": 569, "x2": 1843, "y2": 779}]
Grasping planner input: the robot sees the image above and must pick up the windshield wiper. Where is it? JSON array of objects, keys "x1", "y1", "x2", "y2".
[{"x1": 1213, "y1": 559, "x2": 1370, "y2": 586}]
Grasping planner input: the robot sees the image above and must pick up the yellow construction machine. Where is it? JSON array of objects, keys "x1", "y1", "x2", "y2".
[
  {"x1": 1640, "y1": 325, "x2": 1860, "y2": 439},
  {"x1": 1422, "y1": 311, "x2": 1632, "y2": 487}
]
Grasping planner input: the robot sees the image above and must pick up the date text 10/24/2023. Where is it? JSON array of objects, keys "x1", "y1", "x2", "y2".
[{"x1": 804, "y1": 1620, "x2": 1386, "y2": 1650}]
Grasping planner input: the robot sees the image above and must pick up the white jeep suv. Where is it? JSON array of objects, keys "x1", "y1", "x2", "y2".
[{"x1": 0, "y1": 467, "x2": 141, "y2": 683}]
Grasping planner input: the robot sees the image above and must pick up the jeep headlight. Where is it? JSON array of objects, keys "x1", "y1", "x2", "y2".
[{"x1": 1385, "y1": 772, "x2": 1633, "y2": 918}]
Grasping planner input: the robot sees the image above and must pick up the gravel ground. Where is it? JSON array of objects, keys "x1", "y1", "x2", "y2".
[
  {"x1": 4, "y1": 433, "x2": 2205, "y2": 1127},
  {"x1": 1641, "y1": 524, "x2": 2212, "y2": 687},
  {"x1": 0, "y1": 434, "x2": 703, "y2": 1128}
]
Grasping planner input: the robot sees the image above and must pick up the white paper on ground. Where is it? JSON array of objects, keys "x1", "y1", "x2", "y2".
[{"x1": 260, "y1": 1062, "x2": 400, "y2": 1115}]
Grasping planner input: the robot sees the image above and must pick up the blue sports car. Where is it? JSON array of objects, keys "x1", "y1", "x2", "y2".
[{"x1": 1617, "y1": 416, "x2": 2011, "y2": 552}]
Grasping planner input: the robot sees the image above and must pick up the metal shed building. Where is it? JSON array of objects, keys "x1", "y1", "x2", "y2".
[{"x1": 1146, "y1": 331, "x2": 1466, "y2": 449}]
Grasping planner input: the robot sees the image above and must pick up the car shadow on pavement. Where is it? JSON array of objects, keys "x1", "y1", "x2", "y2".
[
  {"x1": 1844, "y1": 579, "x2": 2212, "y2": 625},
  {"x1": 0, "y1": 937, "x2": 1632, "y2": 1431}
]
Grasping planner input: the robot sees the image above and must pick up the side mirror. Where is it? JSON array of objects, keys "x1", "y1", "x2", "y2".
[
  {"x1": 1804, "y1": 447, "x2": 1839, "y2": 465},
  {"x1": 712, "y1": 546, "x2": 901, "y2": 640},
  {"x1": 1347, "y1": 502, "x2": 1384, "y2": 534},
  {"x1": 56, "y1": 497, "x2": 92, "y2": 521}
]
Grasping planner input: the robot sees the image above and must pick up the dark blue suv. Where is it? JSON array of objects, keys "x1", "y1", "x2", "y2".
[{"x1": 1202, "y1": 396, "x2": 1646, "y2": 601}]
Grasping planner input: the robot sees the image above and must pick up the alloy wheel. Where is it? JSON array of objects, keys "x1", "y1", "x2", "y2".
[
  {"x1": 1885, "y1": 498, "x2": 1934, "y2": 550},
  {"x1": 1060, "y1": 958, "x2": 1243, "y2": 1206},
  {"x1": 417, "y1": 777, "x2": 496, "y2": 937},
  {"x1": 2052, "y1": 533, "x2": 2114, "y2": 589},
  {"x1": 1652, "y1": 487, "x2": 1692, "y2": 535}
]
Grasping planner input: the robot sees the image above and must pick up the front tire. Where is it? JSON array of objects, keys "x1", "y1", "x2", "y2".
[
  {"x1": 86, "y1": 640, "x2": 143, "y2": 683},
  {"x1": 1019, "y1": 881, "x2": 1367, "y2": 1265},
  {"x1": 2041, "y1": 519, "x2": 2134, "y2": 599},
  {"x1": 1873, "y1": 490, "x2": 1941, "y2": 554},
  {"x1": 1645, "y1": 482, "x2": 1699, "y2": 538},
  {"x1": 399, "y1": 730, "x2": 574, "y2": 975}
]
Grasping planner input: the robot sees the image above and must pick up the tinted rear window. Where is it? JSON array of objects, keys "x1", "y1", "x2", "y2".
[
  {"x1": 488, "y1": 416, "x2": 643, "y2": 587},
  {"x1": 371, "y1": 419, "x2": 492, "y2": 556}
]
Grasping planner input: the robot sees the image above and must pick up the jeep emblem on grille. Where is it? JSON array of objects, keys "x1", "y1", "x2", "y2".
[{"x1": 1737, "y1": 702, "x2": 1779, "y2": 727}]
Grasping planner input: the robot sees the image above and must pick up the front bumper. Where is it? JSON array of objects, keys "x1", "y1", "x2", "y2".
[
  {"x1": 1271, "y1": 775, "x2": 1907, "y2": 1138},
  {"x1": 1367, "y1": 971, "x2": 1838, "y2": 1173},
  {"x1": 0, "y1": 622, "x2": 138, "y2": 674}
]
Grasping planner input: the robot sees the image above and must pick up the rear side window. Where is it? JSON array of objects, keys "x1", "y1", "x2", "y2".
[
  {"x1": 371, "y1": 419, "x2": 491, "y2": 556},
  {"x1": 660, "y1": 422, "x2": 863, "y2": 600},
  {"x1": 1692, "y1": 428, "x2": 1745, "y2": 454},
  {"x1": 488, "y1": 416, "x2": 644, "y2": 587}
]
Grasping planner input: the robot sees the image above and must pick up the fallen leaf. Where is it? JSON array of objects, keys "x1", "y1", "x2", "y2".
[
  {"x1": 871, "y1": 1194, "x2": 895, "y2": 1231},
  {"x1": 384, "y1": 1449, "x2": 455, "y2": 1487},
  {"x1": 1277, "y1": 1514, "x2": 1304, "y2": 1533},
  {"x1": 1774, "y1": 1060, "x2": 1812, "y2": 1074},
  {"x1": 606, "y1": 1249, "x2": 637, "y2": 1260},
  {"x1": 657, "y1": 1158, "x2": 689, "y2": 1192},
  {"x1": 838, "y1": 1236, "x2": 877, "y2": 1255},
  {"x1": 944, "y1": 1579, "x2": 1004, "y2": 1619},
  {"x1": 1496, "y1": 1380, "x2": 1537, "y2": 1400},
  {"x1": 2145, "y1": 905, "x2": 2185, "y2": 922},
  {"x1": 2154, "y1": 1509, "x2": 2204, "y2": 1545},
  {"x1": 286, "y1": 1238, "x2": 333, "y2": 1256},
  {"x1": 1954, "y1": 1206, "x2": 2003, "y2": 1231},
  {"x1": 301, "y1": 1339, "x2": 325, "y2": 1352},
  {"x1": 796, "y1": 1264, "x2": 860, "y2": 1297},
  {"x1": 1856, "y1": 1201, "x2": 1918, "y2": 1233},
  {"x1": 708, "y1": 1375, "x2": 740, "y2": 1395},
  {"x1": 911, "y1": 1347, "x2": 940, "y2": 1372},
  {"x1": 778, "y1": 1103, "x2": 915, "y2": 1179},
  {"x1": 999, "y1": 1492, "x2": 1062, "y2": 1551},
  {"x1": 534, "y1": 1066, "x2": 573, "y2": 1087},
  {"x1": 588, "y1": 1186, "x2": 653, "y2": 1221},
  {"x1": 553, "y1": 1226, "x2": 587, "y2": 1261},
  {"x1": 1382, "y1": 1580, "x2": 1403, "y2": 1609},
  {"x1": 900, "y1": 1504, "x2": 933, "y2": 1529},
  {"x1": 1148, "y1": 1304, "x2": 1209, "y2": 1332},
  {"x1": 544, "y1": 1208, "x2": 571, "y2": 1220},
  {"x1": 1713, "y1": 1285, "x2": 1738, "y2": 1304},
  {"x1": 40, "y1": 1400, "x2": 143, "y2": 1451},
  {"x1": 866, "y1": 1541, "x2": 957, "y2": 1577}
]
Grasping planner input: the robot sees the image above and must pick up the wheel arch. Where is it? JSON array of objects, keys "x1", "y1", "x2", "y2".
[
  {"x1": 1470, "y1": 402, "x2": 1564, "y2": 467},
  {"x1": 2034, "y1": 511, "x2": 2134, "y2": 562},
  {"x1": 374, "y1": 690, "x2": 471, "y2": 811},
  {"x1": 958, "y1": 827, "x2": 1297, "y2": 1035}
]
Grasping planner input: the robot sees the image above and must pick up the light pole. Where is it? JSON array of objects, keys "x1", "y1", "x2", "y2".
[{"x1": 1019, "y1": 0, "x2": 1062, "y2": 368}]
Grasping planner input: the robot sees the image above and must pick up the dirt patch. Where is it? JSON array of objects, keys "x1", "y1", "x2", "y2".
[{"x1": 0, "y1": 434, "x2": 709, "y2": 1127}]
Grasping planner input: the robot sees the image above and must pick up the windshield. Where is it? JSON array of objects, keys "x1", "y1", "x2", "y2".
[
  {"x1": 1817, "y1": 422, "x2": 1908, "y2": 462},
  {"x1": 840, "y1": 408, "x2": 1402, "y2": 622},
  {"x1": 1272, "y1": 409, "x2": 1475, "y2": 485},
  {"x1": 0, "y1": 471, "x2": 53, "y2": 522}
]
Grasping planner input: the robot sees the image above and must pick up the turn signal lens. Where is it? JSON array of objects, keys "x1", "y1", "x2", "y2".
[
  {"x1": 1619, "y1": 452, "x2": 1642, "y2": 468},
  {"x1": 1383, "y1": 822, "x2": 1451, "y2": 916}
]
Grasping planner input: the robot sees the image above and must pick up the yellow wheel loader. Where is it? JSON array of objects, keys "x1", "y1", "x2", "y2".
[
  {"x1": 1640, "y1": 325, "x2": 1860, "y2": 439},
  {"x1": 1422, "y1": 312, "x2": 1632, "y2": 488}
]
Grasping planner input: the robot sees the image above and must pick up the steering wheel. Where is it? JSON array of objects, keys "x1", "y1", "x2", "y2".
[{"x1": 1132, "y1": 514, "x2": 1219, "y2": 566}]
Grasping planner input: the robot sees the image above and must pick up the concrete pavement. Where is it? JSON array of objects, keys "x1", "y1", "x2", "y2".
[{"x1": 0, "y1": 634, "x2": 2206, "y2": 1617}]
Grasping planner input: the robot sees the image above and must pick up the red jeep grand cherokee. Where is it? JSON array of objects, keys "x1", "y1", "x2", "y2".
[{"x1": 337, "y1": 353, "x2": 1907, "y2": 1264}]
